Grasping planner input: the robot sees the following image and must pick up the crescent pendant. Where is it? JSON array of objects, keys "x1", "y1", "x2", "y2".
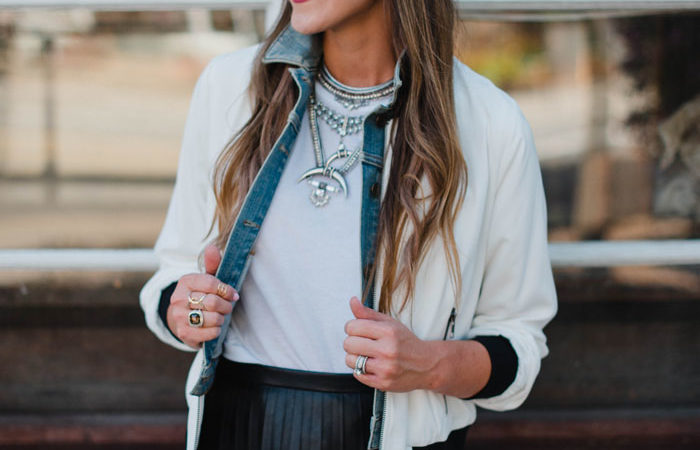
[
  {"x1": 325, "y1": 153, "x2": 342, "y2": 168},
  {"x1": 325, "y1": 147, "x2": 351, "y2": 168},
  {"x1": 297, "y1": 167, "x2": 348, "y2": 197}
]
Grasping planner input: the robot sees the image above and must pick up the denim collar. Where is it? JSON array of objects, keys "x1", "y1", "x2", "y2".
[
  {"x1": 262, "y1": 26, "x2": 322, "y2": 70},
  {"x1": 262, "y1": 25, "x2": 404, "y2": 106}
]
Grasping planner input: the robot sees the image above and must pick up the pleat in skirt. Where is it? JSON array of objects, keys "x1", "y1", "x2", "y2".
[{"x1": 197, "y1": 359, "x2": 374, "y2": 450}]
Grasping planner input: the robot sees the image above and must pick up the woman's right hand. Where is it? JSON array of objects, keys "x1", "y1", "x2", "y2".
[{"x1": 166, "y1": 245, "x2": 239, "y2": 350}]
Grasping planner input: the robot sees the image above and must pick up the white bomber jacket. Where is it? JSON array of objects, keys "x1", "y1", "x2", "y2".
[{"x1": 140, "y1": 37, "x2": 558, "y2": 449}]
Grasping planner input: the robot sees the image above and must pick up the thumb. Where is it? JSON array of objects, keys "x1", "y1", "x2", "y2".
[
  {"x1": 203, "y1": 245, "x2": 222, "y2": 275},
  {"x1": 350, "y1": 296, "x2": 387, "y2": 321}
]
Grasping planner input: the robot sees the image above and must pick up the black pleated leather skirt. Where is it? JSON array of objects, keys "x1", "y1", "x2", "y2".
[
  {"x1": 197, "y1": 359, "x2": 374, "y2": 450},
  {"x1": 197, "y1": 358, "x2": 468, "y2": 450}
]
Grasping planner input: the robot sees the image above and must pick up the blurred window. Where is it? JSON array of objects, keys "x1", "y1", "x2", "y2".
[{"x1": 0, "y1": 3, "x2": 698, "y2": 288}]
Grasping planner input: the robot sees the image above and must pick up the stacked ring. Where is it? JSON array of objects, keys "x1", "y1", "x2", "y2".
[
  {"x1": 216, "y1": 283, "x2": 228, "y2": 298},
  {"x1": 188, "y1": 310, "x2": 204, "y2": 328},
  {"x1": 188, "y1": 293, "x2": 206, "y2": 309},
  {"x1": 354, "y1": 355, "x2": 368, "y2": 376}
]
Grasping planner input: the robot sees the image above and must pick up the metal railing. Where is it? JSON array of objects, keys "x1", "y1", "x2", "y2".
[{"x1": 1, "y1": 241, "x2": 700, "y2": 271}]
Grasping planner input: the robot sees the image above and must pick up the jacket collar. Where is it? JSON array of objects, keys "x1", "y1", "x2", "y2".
[
  {"x1": 262, "y1": 26, "x2": 322, "y2": 70},
  {"x1": 262, "y1": 25, "x2": 404, "y2": 108}
]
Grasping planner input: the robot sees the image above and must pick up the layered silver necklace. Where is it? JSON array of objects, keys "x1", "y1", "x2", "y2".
[
  {"x1": 317, "y1": 65, "x2": 397, "y2": 110},
  {"x1": 298, "y1": 67, "x2": 396, "y2": 207}
]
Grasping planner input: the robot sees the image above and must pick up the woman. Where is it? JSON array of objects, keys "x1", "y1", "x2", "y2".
[{"x1": 140, "y1": 1, "x2": 557, "y2": 449}]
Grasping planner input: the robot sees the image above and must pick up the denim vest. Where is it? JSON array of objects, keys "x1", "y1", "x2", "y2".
[{"x1": 190, "y1": 26, "x2": 400, "y2": 449}]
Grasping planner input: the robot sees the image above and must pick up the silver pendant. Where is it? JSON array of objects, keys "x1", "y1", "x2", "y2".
[
  {"x1": 297, "y1": 167, "x2": 348, "y2": 197},
  {"x1": 307, "y1": 179, "x2": 341, "y2": 207},
  {"x1": 325, "y1": 143, "x2": 351, "y2": 167}
]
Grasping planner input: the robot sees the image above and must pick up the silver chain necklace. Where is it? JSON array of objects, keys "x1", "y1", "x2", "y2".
[
  {"x1": 298, "y1": 94, "x2": 364, "y2": 207},
  {"x1": 298, "y1": 72, "x2": 395, "y2": 207},
  {"x1": 318, "y1": 65, "x2": 397, "y2": 110},
  {"x1": 313, "y1": 101, "x2": 364, "y2": 136}
]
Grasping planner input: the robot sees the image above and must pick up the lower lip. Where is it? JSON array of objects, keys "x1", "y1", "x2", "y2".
[{"x1": 290, "y1": 0, "x2": 310, "y2": 3}]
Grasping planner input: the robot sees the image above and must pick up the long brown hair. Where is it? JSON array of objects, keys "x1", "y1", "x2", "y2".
[{"x1": 211, "y1": 0, "x2": 467, "y2": 314}]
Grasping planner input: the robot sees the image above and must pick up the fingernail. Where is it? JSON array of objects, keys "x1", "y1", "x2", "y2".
[{"x1": 233, "y1": 292, "x2": 240, "y2": 301}]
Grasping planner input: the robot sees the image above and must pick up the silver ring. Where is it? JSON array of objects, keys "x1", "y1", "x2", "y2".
[
  {"x1": 354, "y1": 355, "x2": 368, "y2": 376},
  {"x1": 188, "y1": 310, "x2": 204, "y2": 328}
]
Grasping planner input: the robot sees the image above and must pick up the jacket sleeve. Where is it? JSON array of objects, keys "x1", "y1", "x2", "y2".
[
  {"x1": 467, "y1": 335, "x2": 518, "y2": 399},
  {"x1": 139, "y1": 60, "x2": 218, "y2": 353},
  {"x1": 466, "y1": 105, "x2": 558, "y2": 411}
]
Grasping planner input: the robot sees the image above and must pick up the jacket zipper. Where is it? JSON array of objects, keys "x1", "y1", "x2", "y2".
[
  {"x1": 442, "y1": 307, "x2": 457, "y2": 415},
  {"x1": 373, "y1": 306, "x2": 457, "y2": 448},
  {"x1": 368, "y1": 269, "x2": 386, "y2": 450},
  {"x1": 379, "y1": 393, "x2": 388, "y2": 449},
  {"x1": 193, "y1": 395, "x2": 203, "y2": 449},
  {"x1": 193, "y1": 355, "x2": 205, "y2": 450},
  {"x1": 443, "y1": 307, "x2": 456, "y2": 341},
  {"x1": 377, "y1": 285, "x2": 389, "y2": 449}
]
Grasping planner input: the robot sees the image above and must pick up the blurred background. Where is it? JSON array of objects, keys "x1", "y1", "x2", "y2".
[{"x1": 0, "y1": 0, "x2": 698, "y2": 449}]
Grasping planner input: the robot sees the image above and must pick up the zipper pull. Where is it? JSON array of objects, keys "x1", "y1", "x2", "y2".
[{"x1": 443, "y1": 307, "x2": 456, "y2": 340}]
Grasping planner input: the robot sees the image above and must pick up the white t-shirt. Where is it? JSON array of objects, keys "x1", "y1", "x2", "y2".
[{"x1": 222, "y1": 75, "x2": 391, "y2": 373}]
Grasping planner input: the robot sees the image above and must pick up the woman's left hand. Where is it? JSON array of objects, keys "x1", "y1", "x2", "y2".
[{"x1": 343, "y1": 297, "x2": 439, "y2": 392}]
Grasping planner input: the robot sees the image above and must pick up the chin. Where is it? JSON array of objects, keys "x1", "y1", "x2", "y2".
[
  {"x1": 289, "y1": 0, "x2": 379, "y2": 36},
  {"x1": 289, "y1": 15, "x2": 324, "y2": 35}
]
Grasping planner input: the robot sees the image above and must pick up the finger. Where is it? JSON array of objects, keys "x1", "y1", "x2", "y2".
[
  {"x1": 178, "y1": 308, "x2": 226, "y2": 329},
  {"x1": 346, "y1": 356, "x2": 385, "y2": 390},
  {"x1": 345, "y1": 354, "x2": 375, "y2": 375},
  {"x1": 345, "y1": 353, "x2": 355, "y2": 370},
  {"x1": 170, "y1": 283, "x2": 191, "y2": 306},
  {"x1": 206, "y1": 294, "x2": 235, "y2": 315},
  {"x1": 188, "y1": 292, "x2": 234, "y2": 315},
  {"x1": 343, "y1": 335, "x2": 380, "y2": 357},
  {"x1": 344, "y1": 319, "x2": 386, "y2": 339},
  {"x1": 199, "y1": 311, "x2": 226, "y2": 328},
  {"x1": 181, "y1": 274, "x2": 238, "y2": 301},
  {"x1": 178, "y1": 326, "x2": 222, "y2": 346},
  {"x1": 349, "y1": 297, "x2": 388, "y2": 321},
  {"x1": 186, "y1": 291, "x2": 208, "y2": 309},
  {"x1": 203, "y1": 245, "x2": 222, "y2": 275},
  {"x1": 352, "y1": 372, "x2": 384, "y2": 390}
]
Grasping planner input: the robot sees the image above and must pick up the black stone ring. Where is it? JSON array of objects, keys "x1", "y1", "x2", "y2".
[{"x1": 188, "y1": 309, "x2": 204, "y2": 328}]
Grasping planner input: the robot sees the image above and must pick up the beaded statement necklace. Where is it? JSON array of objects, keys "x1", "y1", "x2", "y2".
[
  {"x1": 318, "y1": 65, "x2": 397, "y2": 110},
  {"x1": 298, "y1": 67, "x2": 396, "y2": 207}
]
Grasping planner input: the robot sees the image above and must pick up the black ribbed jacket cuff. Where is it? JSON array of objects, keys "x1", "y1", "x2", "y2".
[
  {"x1": 158, "y1": 281, "x2": 181, "y2": 342},
  {"x1": 467, "y1": 335, "x2": 519, "y2": 399}
]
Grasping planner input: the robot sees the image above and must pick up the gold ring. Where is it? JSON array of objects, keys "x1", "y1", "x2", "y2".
[
  {"x1": 216, "y1": 283, "x2": 228, "y2": 298},
  {"x1": 188, "y1": 310, "x2": 204, "y2": 328},
  {"x1": 188, "y1": 293, "x2": 206, "y2": 309}
]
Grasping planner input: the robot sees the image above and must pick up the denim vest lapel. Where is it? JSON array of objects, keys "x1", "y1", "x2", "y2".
[
  {"x1": 360, "y1": 113, "x2": 386, "y2": 310},
  {"x1": 360, "y1": 111, "x2": 387, "y2": 449},
  {"x1": 190, "y1": 66, "x2": 313, "y2": 396}
]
